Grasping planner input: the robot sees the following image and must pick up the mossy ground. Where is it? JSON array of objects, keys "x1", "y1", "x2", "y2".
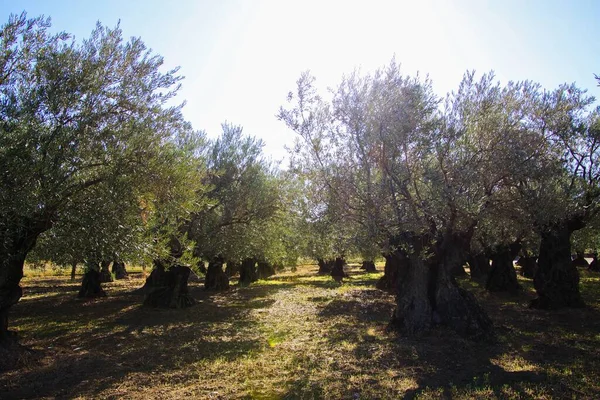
[{"x1": 2, "y1": 264, "x2": 600, "y2": 399}]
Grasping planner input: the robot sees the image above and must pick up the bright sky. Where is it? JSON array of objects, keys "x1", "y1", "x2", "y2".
[{"x1": 2, "y1": 0, "x2": 599, "y2": 163}]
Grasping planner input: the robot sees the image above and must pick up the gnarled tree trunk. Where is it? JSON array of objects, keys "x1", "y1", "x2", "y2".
[
  {"x1": 143, "y1": 265, "x2": 196, "y2": 308},
  {"x1": 135, "y1": 260, "x2": 166, "y2": 294},
  {"x1": 225, "y1": 261, "x2": 240, "y2": 277},
  {"x1": 239, "y1": 258, "x2": 257, "y2": 286},
  {"x1": 390, "y1": 233, "x2": 493, "y2": 339},
  {"x1": 330, "y1": 257, "x2": 348, "y2": 283},
  {"x1": 78, "y1": 269, "x2": 107, "y2": 298},
  {"x1": 532, "y1": 219, "x2": 585, "y2": 309},
  {"x1": 112, "y1": 261, "x2": 128, "y2": 280},
  {"x1": 0, "y1": 217, "x2": 50, "y2": 344},
  {"x1": 377, "y1": 251, "x2": 408, "y2": 292},
  {"x1": 99, "y1": 260, "x2": 113, "y2": 283},
  {"x1": 445, "y1": 230, "x2": 474, "y2": 277},
  {"x1": 517, "y1": 256, "x2": 537, "y2": 279},
  {"x1": 205, "y1": 258, "x2": 229, "y2": 291},
  {"x1": 257, "y1": 260, "x2": 275, "y2": 280},
  {"x1": 197, "y1": 261, "x2": 207, "y2": 275},
  {"x1": 317, "y1": 258, "x2": 333, "y2": 275},
  {"x1": 486, "y1": 241, "x2": 521, "y2": 293},
  {"x1": 468, "y1": 253, "x2": 490, "y2": 282},
  {"x1": 361, "y1": 260, "x2": 377, "y2": 272}
]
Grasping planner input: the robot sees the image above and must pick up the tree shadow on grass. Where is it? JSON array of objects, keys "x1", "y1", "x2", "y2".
[
  {"x1": 315, "y1": 288, "x2": 557, "y2": 399},
  {"x1": 1, "y1": 280, "x2": 291, "y2": 399}
]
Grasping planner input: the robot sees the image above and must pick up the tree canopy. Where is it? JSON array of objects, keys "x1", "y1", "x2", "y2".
[{"x1": 1, "y1": 12, "x2": 600, "y2": 344}]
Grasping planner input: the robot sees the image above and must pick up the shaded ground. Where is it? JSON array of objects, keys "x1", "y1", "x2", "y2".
[{"x1": 1, "y1": 265, "x2": 600, "y2": 399}]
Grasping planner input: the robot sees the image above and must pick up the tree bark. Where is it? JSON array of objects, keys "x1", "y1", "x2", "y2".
[
  {"x1": 135, "y1": 260, "x2": 166, "y2": 294},
  {"x1": 205, "y1": 258, "x2": 229, "y2": 291},
  {"x1": 0, "y1": 217, "x2": 50, "y2": 344},
  {"x1": 78, "y1": 269, "x2": 107, "y2": 298},
  {"x1": 445, "y1": 231, "x2": 473, "y2": 276},
  {"x1": 517, "y1": 256, "x2": 537, "y2": 279},
  {"x1": 361, "y1": 260, "x2": 377, "y2": 272},
  {"x1": 257, "y1": 260, "x2": 275, "y2": 280},
  {"x1": 70, "y1": 261, "x2": 78, "y2": 281},
  {"x1": 486, "y1": 241, "x2": 521, "y2": 293},
  {"x1": 532, "y1": 219, "x2": 585, "y2": 309},
  {"x1": 317, "y1": 258, "x2": 333, "y2": 275},
  {"x1": 225, "y1": 261, "x2": 240, "y2": 277},
  {"x1": 468, "y1": 253, "x2": 490, "y2": 282},
  {"x1": 99, "y1": 260, "x2": 113, "y2": 283},
  {"x1": 111, "y1": 261, "x2": 128, "y2": 280},
  {"x1": 390, "y1": 233, "x2": 493, "y2": 339},
  {"x1": 391, "y1": 253, "x2": 432, "y2": 333},
  {"x1": 143, "y1": 265, "x2": 196, "y2": 308},
  {"x1": 239, "y1": 258, "x2": 257, "y2": 286},
  {"x1": 376, "y1": 251, "x2": 408, "y2": 292},
  {"x1": 330, "y1": 257, "x2": 347, "y2": 283}
]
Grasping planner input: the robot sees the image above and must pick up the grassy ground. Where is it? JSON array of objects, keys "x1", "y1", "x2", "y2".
[{"x1": 2, "y1": 265, "x2": 600, "y2": 399}]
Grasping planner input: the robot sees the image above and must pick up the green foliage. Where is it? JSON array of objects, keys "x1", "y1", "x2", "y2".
[
  {"x1": 280, "y1": 60, "x2": 600, "y2": 260},
  {"x1": 188, "y1": 123, "x2": 298, "y2": 266},
  {"x1": 1, "y1": 13, "x2": 204, "y2": 275}
]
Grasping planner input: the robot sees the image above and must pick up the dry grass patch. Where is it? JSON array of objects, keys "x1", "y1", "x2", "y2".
[{"x1": 1, "y1": 265, "x2": 600, "y2": 399}]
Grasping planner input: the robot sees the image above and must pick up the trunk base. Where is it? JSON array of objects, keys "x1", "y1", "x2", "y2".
[
  {"x1": 361, "y1": 260, "x2": 377, "y2": 272},
  {"x1": 78, "y1": 270, "x2": 107, "y2": 298},
  {"x1": 99, "y1": 261, "x2": 113, "y2": 283},
  {"x1": 143, "y1": 265, "x2": 196, "y2": 308},
  {"x1": 257, "y1": 261, "x2": 275, "y2": 280},
  {"x1": 239, "y1": 258, "x2": 257, "y2": 286},
  {"x1": 468, "y1": 254, "x2": 490, "y2": 283},
  {"x1": 377, "y1": 251, "x2": 408, "y2": 292},
  {"x1": 517, "y1": 256, "x2": 537, "y2": 279},
  {"x1": 205, "y1": 259, "x2": 230, "y2": 291},
  {"x1": 225, "y1": 261, "x2": 240, "y2": 277},
  {"x1": 317, "y1": 259, "x2": 333, "y2": 275},
  {"x1": 486, "y1": 243, "x2": 521, "y2": 294},
  {"x1": 330, "y1": 257, "x2": 348, "y2": 283},
  {"x1": 532, "y1": 222, "x2": 584, "y2": 309},
  {"x1": 392, "y1": 252, "x2": 493, "y2": 340},
  {"x1": 112, "y1": 261, "x2": 128, "y2": 280}
]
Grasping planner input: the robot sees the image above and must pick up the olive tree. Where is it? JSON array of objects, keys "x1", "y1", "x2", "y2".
[
  {"x1": 0, "y1": 14, "x2": 196, "y2": 341},
  {"x1": 280, "y1": 61, "x2": 551, "y2": 337},
  {"x1": 188, "y1": 123, "x2": 281, "y2": 289},
  {"x1": 518, "y1": 85, "x2": 600, "y2": 308}
]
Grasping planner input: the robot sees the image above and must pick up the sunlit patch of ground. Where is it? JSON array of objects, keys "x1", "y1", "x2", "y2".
[{"x1": 1, "y1": 265, "x2": 600, "y2": 399}]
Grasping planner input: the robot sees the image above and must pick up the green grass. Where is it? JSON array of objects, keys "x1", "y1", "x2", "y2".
[{"x1": 2, "y1": 265, "x2": 600, "y2": 399}]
